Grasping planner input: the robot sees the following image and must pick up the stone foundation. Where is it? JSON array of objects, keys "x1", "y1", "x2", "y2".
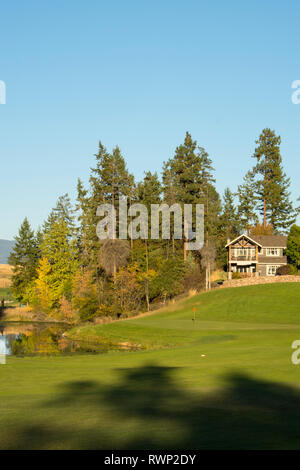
[{"x1": 221, "y1": 275, "x2": 300, "y2": 289}]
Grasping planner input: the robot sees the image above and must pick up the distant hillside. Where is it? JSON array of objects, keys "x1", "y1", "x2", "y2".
[{"x1": 0, "y1": 239, "x2": 14, "y2": 264}]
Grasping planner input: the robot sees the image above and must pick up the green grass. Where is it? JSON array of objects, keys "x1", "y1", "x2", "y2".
[
  {"x1": 68, "y1": 283, "x2": 300, "y2": 349},
  {"x1": 1, "y1": 283, "x2": 300, "y2": 449}
]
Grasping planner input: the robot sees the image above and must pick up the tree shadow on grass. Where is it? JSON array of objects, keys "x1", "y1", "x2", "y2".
[{"x1": 4, "y1": 364, "x2": 300, "y2": 449}]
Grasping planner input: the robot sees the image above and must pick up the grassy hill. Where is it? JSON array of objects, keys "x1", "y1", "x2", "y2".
[
  {"x1": 0, "y1": 264, "x2": 13, "y2": 289},
  {"x1": 1, "y1": 283, "x2": 300, "y2": 449},
  {"x1": 68, "y1": 283, "x2": 300, "y2": 349}
]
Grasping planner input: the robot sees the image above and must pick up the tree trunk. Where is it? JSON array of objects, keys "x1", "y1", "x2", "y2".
[{"x1": 113, "y1": 260, "x2": 116, "y2": 284}]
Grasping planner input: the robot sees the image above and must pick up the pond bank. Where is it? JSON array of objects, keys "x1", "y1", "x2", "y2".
[{"x1": 0, "y1": 306, "x2": 73, "y2": 324}]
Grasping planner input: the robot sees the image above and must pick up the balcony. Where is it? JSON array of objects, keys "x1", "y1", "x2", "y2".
[{"x1": 230, "y1": 256, "x2": 257, "y2": 262}]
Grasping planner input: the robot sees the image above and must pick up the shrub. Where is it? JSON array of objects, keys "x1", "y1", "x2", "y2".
[
  {"x1": 276, "y1": 265, "x2": 297, "y2": 276},
  {"x1": 149, "y1": 257, "x2": 185, "y2": 301},
  {"x1": 232, "y1": 272, "x2": 242, "y2": 279},
  {"x1": 114, "y1": 265, "x2": 143, "y2": 313},
  {"x1": 290, "y1": 264, "x2": 299, "y2": 275},
  {"x1": 183, "y1": 266, "x2": 205, "y2": 292},
  {"x1": 75, "y1": 294, "x2": 100, "y2": 322},
  {"x1": 59, "y1": 296, "x2": 79, "y2": 323}
]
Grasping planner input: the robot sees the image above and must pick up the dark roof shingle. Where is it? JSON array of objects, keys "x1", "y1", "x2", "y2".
[{"x1": 253, "y1": 235, "x2": 287, "y2": 247}]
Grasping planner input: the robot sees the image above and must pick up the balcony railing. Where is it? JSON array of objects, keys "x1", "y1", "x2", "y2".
[{"x1": 230, "y1": 256, "x2": 256, "y2": 261}]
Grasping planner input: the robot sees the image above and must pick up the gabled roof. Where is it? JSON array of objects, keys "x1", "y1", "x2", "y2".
[
  {"x1": 225, "y1": 234, "x2": 262, "y2": 248},
  {"x1": 252, "y1": 235, "x2": 287, "y2": 248}
]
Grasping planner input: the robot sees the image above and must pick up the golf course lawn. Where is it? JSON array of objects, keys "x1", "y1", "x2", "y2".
[{"x1": 1, "y1": 283, "x2": 300, "y2": 449}]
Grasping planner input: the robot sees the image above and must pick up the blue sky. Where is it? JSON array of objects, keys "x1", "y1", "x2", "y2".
[{"x1": 0, "y1": 0, "x2": 300, "y2": 239}]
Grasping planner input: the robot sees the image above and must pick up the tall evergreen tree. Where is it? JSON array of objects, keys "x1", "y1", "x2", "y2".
[
  {"x1": 237, "y1": 170, "x2": 258, "y2": 233},
  {"x1": 91, "y1": 143, "x2": 135, "y2": 236},
  {"x1": 252, "y1": 128, "x2": 297, "y2": 232},
  {"x1": 137, "y1": 171, "x2": 162, "y2": 210},
  {"x1": 166, "y1": 132, "x2": 205, "y2": 204},
  {"x1": 162, "y1": 163, "x2": 180, "y2": 255},
  {"x1": 90, "y1": 142, "x2": 135, "y2": 279},
  {"x1": 164, "y1": 132, "x2": 219, "y2": 259},
  {"x1": 220, "y1": 188, "x2": 241, "y2": 240},
  {"x1": 75, "y1": 178, "x2": 97, "y2": 269},
  {"x1": 137, "y1": 171, "x2": 162, "y2": 310},
  {"x1": 52, "y1": 193, "x2": 75, "y2": 232},
  {"x1": 8, "y1": 218, "x2": 39, "y2": 303},
  {"x1": 43, "y1": 193, "x2": 75, "y2": 236}
]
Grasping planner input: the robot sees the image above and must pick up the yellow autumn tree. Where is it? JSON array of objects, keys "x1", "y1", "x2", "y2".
[
  {"x1": 33, "y1": 219, "x2": 79, "y2": 315},
  {"x1": 34, "y1": 257, "x2": 56, "y2": 313},
  {"x1": 114, "y1": 264, "x2": 144, "y2": 314}
]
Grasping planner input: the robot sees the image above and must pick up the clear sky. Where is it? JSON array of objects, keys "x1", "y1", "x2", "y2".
[{"x1": 0, "y1": 0, "x2": 300, "y2": 239}]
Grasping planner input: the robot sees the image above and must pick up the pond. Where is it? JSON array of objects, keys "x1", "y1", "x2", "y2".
[{"x1": 0, "y1": 322, "x2": 127, "y2": 357}]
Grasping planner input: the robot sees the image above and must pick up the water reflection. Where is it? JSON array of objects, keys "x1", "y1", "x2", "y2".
[
  {"x1": 0, "y1": 334, "x2": 13, "y2": 355},
  {"x1": 0, "y1": 322, "x2": 106, "y2": 356},
  {"x1": 0, "y1": 322, "x2": 138, "y2": 357}
]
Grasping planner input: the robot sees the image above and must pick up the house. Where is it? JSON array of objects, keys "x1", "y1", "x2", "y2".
[{"x1": 225, "y1": 234, "x2": 287, "y2": 278}]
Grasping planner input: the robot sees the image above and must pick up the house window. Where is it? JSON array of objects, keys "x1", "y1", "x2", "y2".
[
  {"x1": 267, "y1": 265, "x2": 280, "y2": 276},
  {"x1": 266, "y1": 248, "x2": 280, "y2": 256},
  {"x1": 232, "y1": 248, "x2": 255, "y2": 257}
]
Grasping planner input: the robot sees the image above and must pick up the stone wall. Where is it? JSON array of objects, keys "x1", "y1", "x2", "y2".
[{"x1": 221, "y1": 275, "x2": 300, "y2": 289}]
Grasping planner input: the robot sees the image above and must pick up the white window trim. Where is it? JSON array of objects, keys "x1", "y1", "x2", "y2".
[
  {"x1": 266, "y1": 265, "x2": 281, "y2": 276},
  {"x1": 266, "y1": 248, "x2": 281, "y2": 257}
]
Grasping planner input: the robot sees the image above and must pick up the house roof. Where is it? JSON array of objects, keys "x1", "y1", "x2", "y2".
[
  {"x1": 225, "y1": 234, "x2": 262, "y2": 248},
  {"x1": 253, "y1": 235, "x2": 287, "y2": 247},
  {"x1": 226, "y1": 233, "x2": 288, "y2": 249}
]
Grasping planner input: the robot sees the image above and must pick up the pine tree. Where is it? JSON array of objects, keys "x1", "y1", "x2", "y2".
[
  {"x1": 92, "y1": 144, "x2": 134, "y2": 217},
  {"x1": 252, "y1": 128, "x2": 297, "y2": 232},
  {"x1": 220, "y1": 188, "x2": 241, "y2": 240},
  {"x1": 8, "y1": 218, "x2": 39, "y2": 303},
  {"x1": 137, "y1": 171, "x2": 162, "y2": 310},
  {"x1": 75, "y1": 178, "x2": 97, "y2": 269},
  {"x1": 81, "y1": 141, "x2": 109, "y2": 272},
  {"x1": 162, "y1": 163, "x2": 178, "y2": 254},
  {"x1": 52, "y1": 193, "x2": 75, "y2": 232},
  {"x1": 164, "y1": 132, "x2": 219, "y2": 260},
  {"x1": 203, "y1": 184, "x2": 222, "y2": 245},
  {"x1": 90, "y1": 143, "x2": 135, "y2": 238},
  {"x1": 286, "y1": 225, "x2": 300, "y2": 267},
  {"x1": 162, "y1": 163, "x2": 177, "y2": 206},
  {"x1": 137, "y1": 171, "x2": 162, "y2": 210},
  {"x1": 166, "y1": 132, "x2": 204, "y2": 204},
  {"x1": 90, "y1": 142, "x2": 135, "y2": 279},
  {"x1": 43, "y1": 193, "x2": 75, "y2": 236},
  {"x1": 237, "y1": 170, "x2": 258, "y2": 233},
  {"x1": 197, "y1": 146, "x2": 221, "y2": 245}
]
